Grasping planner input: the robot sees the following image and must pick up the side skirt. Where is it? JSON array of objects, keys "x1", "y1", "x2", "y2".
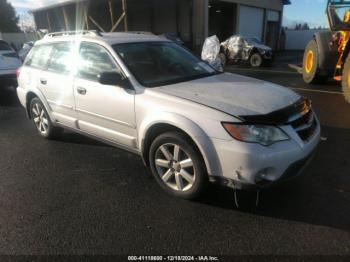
[{"x1": 55, "y1": 122, "x2": 143, "y2": 158}]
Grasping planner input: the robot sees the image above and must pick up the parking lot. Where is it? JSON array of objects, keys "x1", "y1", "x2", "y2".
[{"x1": 0, "y1": 65, "x2": 349, "y2": 257}]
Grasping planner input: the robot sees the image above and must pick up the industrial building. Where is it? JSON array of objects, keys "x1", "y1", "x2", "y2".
[{"x1": 32, "y1": 0, "x2": 291, "y2": 52}]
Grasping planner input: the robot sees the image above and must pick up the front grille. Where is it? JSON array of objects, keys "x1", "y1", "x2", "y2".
[{"x1": 289, "y1": 110, "x2": 317, "y2": 142}]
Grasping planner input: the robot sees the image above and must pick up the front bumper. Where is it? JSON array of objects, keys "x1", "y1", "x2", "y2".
[
  {"x1": 210, "y1": 119, "x2": 321, "y2": 189},
  {"x1": 262, "y1": 51, "x2": 273, "y2": 60}
]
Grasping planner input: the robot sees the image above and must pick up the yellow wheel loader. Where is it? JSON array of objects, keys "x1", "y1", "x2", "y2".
[{"x1": 302, "y1": 0, "x2": 350, "y2": 103}]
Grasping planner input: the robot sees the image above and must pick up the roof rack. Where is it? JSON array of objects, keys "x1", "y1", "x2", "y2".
[{"x1": 44, "y1": 30, "x2": 102, "y2": 39}]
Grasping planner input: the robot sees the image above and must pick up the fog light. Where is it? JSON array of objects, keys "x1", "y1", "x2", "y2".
[{"x1": 255, "y1": 168, "x2": 271, "y2": 184}]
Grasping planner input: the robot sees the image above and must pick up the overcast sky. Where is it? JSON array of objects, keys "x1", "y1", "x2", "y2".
[{"x1": 8, "y1": 0, "x2": 329, "y2": 28}]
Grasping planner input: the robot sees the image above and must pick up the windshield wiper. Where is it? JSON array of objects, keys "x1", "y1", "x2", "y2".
[{"x1": 146, "y1": 71, "x2": 223, "y2": 87}]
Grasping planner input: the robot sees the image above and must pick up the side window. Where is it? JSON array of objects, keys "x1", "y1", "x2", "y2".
[
  {"x1": 78, "y1": 43, "x2": 119, "y2": 82},
  {"x1": 47, "y1": 42, "x2": 74, "y2": 74},
  {"x1": 25, "y1": 44, "x2": 53, "y2": 69}
]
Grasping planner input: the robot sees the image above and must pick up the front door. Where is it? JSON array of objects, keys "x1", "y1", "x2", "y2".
[{"x1": 74, "y1": 42, "x2": 137, "y2": 148}]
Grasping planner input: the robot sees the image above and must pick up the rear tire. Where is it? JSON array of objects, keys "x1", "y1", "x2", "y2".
[
  {"x1": 30, "y1": 98, "x2": 62, "y2": 139},
  {"x1": 341, "y1": 54, "x2": 350, "y2": 104},
  {"x1": 149, "y1": 132, "x2": 208, "y2": 199},
  {"x1": 303, "y1": 39, "x2": 327, "y2": 84}
]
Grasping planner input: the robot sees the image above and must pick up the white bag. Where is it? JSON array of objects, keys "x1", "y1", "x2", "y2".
[{"x1": 201, "y1": 35, "x2": 224, "y2": 72}]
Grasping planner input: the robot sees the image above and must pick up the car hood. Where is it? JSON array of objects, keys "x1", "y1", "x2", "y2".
[
  {"x1": 247, "y1": 43, "x2": 272, "y2": 52},
  {"x1": 152, "y1": 72, "x2": 301, "y2": 117}
]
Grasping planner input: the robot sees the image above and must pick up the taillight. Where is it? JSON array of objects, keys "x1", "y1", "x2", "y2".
[{"x1": 16, "y1": 67, "x2": 21, "y2": 78}]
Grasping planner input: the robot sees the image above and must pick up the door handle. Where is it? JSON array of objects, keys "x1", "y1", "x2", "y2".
[
  {"x1": 40, "y1": 78, "x2": 47, "y2": 85},
  {"x1": 76, "y1": 87, "x2": 87, "y2": 95}
]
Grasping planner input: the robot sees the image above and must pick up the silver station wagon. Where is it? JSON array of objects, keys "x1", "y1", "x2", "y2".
[{"x1": 17, "y1": 31, "x2": 320, "y2": 199}]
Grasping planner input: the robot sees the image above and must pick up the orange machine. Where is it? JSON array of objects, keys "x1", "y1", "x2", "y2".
[{"x1": 302, "y1": 0, "x2": 350, "y2": 103}]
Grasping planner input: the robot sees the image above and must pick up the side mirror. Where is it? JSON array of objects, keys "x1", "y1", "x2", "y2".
[{"x1": 97, "y1": 72, "x2": 132, "y2": 89}]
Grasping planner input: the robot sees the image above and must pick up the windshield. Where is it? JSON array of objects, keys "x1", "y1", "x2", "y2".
[
  {"x1": 245, "y1": 37, "x2": 263, "y2": 45},
  {"x1": 113, "y1": 42, "x2": 219, "y2": 87}
]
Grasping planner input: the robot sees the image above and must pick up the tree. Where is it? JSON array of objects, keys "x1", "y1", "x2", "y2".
[
  {"x1": 294, "y1": 22, "x2": 310, "y2": 31},
  {"x1": 301, "y1": 23, "x2": 310, "y2": 30},
  {"x1": 0, "y1": 0, "x2": 20, "y2": 32},
  {"x1": 294, "y1": 23, "x2": 301, "y2": 30}
]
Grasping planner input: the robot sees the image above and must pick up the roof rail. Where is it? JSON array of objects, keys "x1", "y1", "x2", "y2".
[{"x1": 44, "y1": 30, "x2": 102, "y2": 39}]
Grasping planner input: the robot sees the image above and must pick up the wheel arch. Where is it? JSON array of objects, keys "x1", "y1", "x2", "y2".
[
  {"x1": 25, "y1": 91, "x2": 38, "y2": 118},
  {"x1": 139, "y1": 113, "x2": 222, "y2": 177},
  {"x1": 25, "y1": 89, "x2": 54, "y2": 121},
  {"x1": 248, "y1": 47, "x2": 259, "y2": 57}
]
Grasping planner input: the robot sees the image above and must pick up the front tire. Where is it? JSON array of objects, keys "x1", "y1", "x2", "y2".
[
  {"x1": 249, "y1": 53, "x2": 263, "y2": 67},
  {"x1": 302, "y1": 39, "x2": 327, "y2": 84},
  {"x1": 149, "y1": 132, "x2": 208, "y2": 199},
  {"x1": 341, "y1": 54, "x2": 350, "y2": 104},
  {"x1": 30, "y1": 98, "x2": 62, "y2": 139}
]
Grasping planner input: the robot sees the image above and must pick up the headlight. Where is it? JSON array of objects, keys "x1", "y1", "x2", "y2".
[{"x1": 222, "y1": 123, "x2": 290, "y2": 146}]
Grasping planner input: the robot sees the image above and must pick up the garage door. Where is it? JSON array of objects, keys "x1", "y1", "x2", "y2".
[{"x1": 238, "y1": 5, "x2": 264, "y2": 40}]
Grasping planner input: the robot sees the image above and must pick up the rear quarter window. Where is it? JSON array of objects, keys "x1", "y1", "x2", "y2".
[{"x1": 24, "y1": 44, "x2": 53, "y2": 69}]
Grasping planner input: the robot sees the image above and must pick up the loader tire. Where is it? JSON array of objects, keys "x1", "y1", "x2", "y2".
[
  {"x1": 341, "y1": 54, "x2": 350, "y2": 104},
  {"x1": 303, "y1": 39, "x2": 326, "y2": 84}
]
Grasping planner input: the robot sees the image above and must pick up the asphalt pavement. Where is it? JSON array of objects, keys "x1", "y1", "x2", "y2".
[{"x1": 0, "y1": 66, "x2": 349, "y2": 259}]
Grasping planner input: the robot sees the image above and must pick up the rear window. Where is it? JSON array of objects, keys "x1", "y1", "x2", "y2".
[
  {"x1": 0, "y1": 41, "x2": 12, "y2": 51},
  {"x1": 24, "y1": 44, "x2": 53, "y2": 69}
]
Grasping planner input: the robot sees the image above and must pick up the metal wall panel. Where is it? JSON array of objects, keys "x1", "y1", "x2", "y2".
[{"x1": 238, "y1": 5, "x2": 264, "y2": 40}]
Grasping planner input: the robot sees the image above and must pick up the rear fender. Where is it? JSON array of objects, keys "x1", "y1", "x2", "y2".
[{"x1": 25, "y1": 87, "x2": 55, "y2": 121}]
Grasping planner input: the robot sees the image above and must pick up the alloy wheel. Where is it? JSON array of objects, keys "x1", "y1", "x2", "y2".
[
  {"x1": 32, "y1": 103, "x2": 49, "y2": 135},
  {"x1": 250, "y1": 53, "x2": 262, "y2": 67},
  {"x1": 154, "y1": 143, "x2": 196, "y2": 192}
]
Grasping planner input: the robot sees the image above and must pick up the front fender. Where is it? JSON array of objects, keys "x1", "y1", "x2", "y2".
[{"x1": 138, "y1": 112, "x2": 222, "y2": 177}]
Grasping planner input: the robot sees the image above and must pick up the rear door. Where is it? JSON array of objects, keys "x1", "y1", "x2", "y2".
[
  {"x1": 39, "y1": 42, "x2": 77, "y2": 127},
  {"x1": 19, "y1": 44, "x2": 53, "y2": 100},
  {"x1": 74, "y1": 42, "x2": 137, "y2": 148}
]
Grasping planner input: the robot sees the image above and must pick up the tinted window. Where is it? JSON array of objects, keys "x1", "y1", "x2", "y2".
[
  {"x1": 0, "y1": 41, "x2": 12, "y2": 51},
  {"x1": 78, "y1": 43, "x2": 119, "y2": 82},
  {"x1": 25, "y1": 44, "x2": 53, "y2": 69},
  {"x1": 113, "y1": 42, "x2": 218, "y2": 87},
  {"x1": 47, "y1": 42, "x2": 74, "y2": 74}
]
